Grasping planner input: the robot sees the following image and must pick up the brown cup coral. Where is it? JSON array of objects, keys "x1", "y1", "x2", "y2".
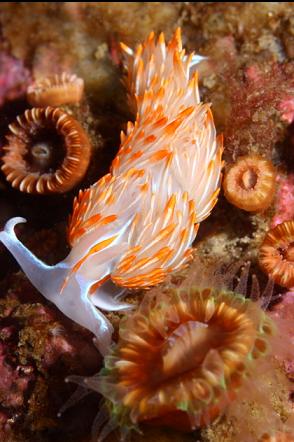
[
  {"x1": 259, "y1": 221, "x2": 294, "y2": 288},
  {"x1": 223, "y1": 155, "x2": 276, "y2": 212},
  {"x1": 1, "y1": 107, "x2": 91, "y2": 194},
  {"x1": 83, "y1": 286, "x2": 275, "y2": 435},
  {"x1": 27, "y1": 73, "x2": 84, "y2": 107}
]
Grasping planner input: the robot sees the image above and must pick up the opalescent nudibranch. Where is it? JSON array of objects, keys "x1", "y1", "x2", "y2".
[{"x1": 0, "y1": 29, "x2": 223, "y2": 355}]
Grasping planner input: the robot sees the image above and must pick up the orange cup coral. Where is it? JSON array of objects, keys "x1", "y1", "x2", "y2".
[
  {"x1": 259, "y1": 220, "x2": 294, "y2": 288},
  {"x1": 223, "y1": 155, "x2": 276, "y2": 212},
  {"x1": 1, "y1": 107, "x2": 91, "y2": 194},
  {"x1": 63, "y1": 261, "x2": 293, "y2": 440},
  {"x1": 27, "y1": 73, "x2": 84, "y2": 107},
  {"x1": 83, "y1": 285, "x2": 275, "y2": 435}
]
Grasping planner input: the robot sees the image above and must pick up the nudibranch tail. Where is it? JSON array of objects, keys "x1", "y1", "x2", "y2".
[
  {"x1": 0, "y1": 217, "x2": 115, "y2": 355},
  {"x1": 0, "y1": 217, "x2": 58, "y2": 294}
]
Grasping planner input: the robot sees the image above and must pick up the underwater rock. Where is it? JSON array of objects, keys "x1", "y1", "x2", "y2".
[
  {"x1": 0, "y1": 52, "x2": 31, "y2": 107},
  {"x1": 269, "y1": 292, "x2": 294, "y2": 380},
  {"x1": 279, "y1": 97, "x2": 294, "y2": 124},
  {"x1": 0, "y1": 3, "x2": 294, "y2": 442},
  {"x1": 272, "y1": 174, "x2": 294, "y2": 228},
  {"x1": 0, "y1": 272, "x2": 100, "y2": 441}
]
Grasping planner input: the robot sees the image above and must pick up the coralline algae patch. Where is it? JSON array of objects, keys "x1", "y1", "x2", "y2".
[
  {"x1": 272, "y1": 175, "x2": 294, "y2": 228},
  {"x1": 0, "y1": 53, "x2": 31, "y2": 107},
  {"x1": 0, "y1": 273, "x2": 101, "y2": 441},
  {"x1": 269, "y1": 292, "x2": 294, "y2": 379},
  {"x1": 0, "y1": 3, "x2": 293, "y2": 442}
]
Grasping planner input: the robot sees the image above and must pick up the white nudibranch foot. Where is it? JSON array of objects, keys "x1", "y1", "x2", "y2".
[
  {"x1": 0, "y1": 217, "x2": 117, "y2": 355},
  {"x1": 0, "y1": 28, "x2": 223, "y2": 355}
]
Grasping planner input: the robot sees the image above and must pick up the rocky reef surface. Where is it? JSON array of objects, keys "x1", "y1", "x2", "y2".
[{"x1": 0, "y1": 3, "x2": 293, "y2": 441}]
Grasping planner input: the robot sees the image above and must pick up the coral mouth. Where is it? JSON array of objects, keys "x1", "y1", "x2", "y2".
[{"x1": 96, "y1": 288, "x2": 274, "y2": 431}]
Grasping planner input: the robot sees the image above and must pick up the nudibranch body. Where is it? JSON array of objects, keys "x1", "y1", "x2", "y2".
[{"x1": 0, "y1": 29, "x2": 223, "y2": 354}]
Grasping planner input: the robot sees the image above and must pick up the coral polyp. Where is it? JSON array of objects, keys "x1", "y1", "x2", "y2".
[
  {"x1": 259, "y1": 220, "x2": 294, "y2": 288},
  {"x1": 83, "y1": 286, "x2": 274, "y2": 434},
  {"x1": 223, "y1": 155, "x2": 276, "y2": 212},
  {"x1": 27, "y1": 72, "x2": 84, "y2": 107},
  {"x1": 1, "y1": 107, "x2": 91, "y2": 194}
]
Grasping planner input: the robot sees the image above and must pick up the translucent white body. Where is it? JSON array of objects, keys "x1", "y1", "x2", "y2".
[{"x1": 0, "y1": 29, "x2": 222, "y2": 355}]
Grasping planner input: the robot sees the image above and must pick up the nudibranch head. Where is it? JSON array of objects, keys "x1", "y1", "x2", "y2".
[
  {"x1": 27, "y1": 73, "x2": 84, "y2": 107},
  {"x1": 259, "y1": 221, "x2": 294, "y2": 288},
  {"x1": 84, "y1": 285, "x2": 275, "y2": 434},
  {"x1": 223, "y1": 155, "x2": 276, "y2": 212},
  {"x1": 1, "y1": 107, "x2": 91, "y2": 194}
]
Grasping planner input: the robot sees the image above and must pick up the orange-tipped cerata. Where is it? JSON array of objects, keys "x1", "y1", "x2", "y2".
[
  {"x1": 1, "y1": 107, "x2": 91, "y2": 194},
  {"x1": 223, "y1": 155, "x2": 276, "y2": 212},
  {"x1": 259, "y1": 220, "x2": 294, "y2": 288},
  {"x1": 27, "y1": 73, "x2": 84, "y2": 107}
]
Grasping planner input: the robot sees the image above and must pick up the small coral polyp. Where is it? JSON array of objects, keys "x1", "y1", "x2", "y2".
[
  {"x1": 259, "y1": 220, "x2": 294, "y2": 288},
  {"x1": 1, "y1": 107, "x2": 91, "y2": 194},
  {"x1": 87, "y1": 287, "x2": 274, "y2": 433},
  {"x1": 223, "y1": 155, "x2": 276, "y2": 212},
  {"x1": 27, "y1": 72, "x2": 84, "y2": 107}
]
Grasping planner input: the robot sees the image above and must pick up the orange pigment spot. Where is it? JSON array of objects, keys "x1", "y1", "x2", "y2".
[
  {"x1": 113, "y1": 268, "x2": 166, "y2": 288},
  {"x1": 135, "y1": 43, "x2": 143, "y2": 58},
  {"x1": 165, "y1": 118, "x2": 182, "y2": 135},
  {"x1": 136, "y1": 129, "x2": 145, "y2": 140},
  {"x1": 111, "y1": 156, "x2": 120, "y2": 171},
  {"x1": 145, "y1": 135, "x2": 156, "y2": 144},
  {"x1": 61, "y1": 235, "x2": 118, "y2": 292},
  {"x1": 89, "y1": 275, "x2": 111, "y2": 295},
  {"x1": 216, "y1": 133, "x2": 224, "y2": 147},
  {"x1": 178, "y1": 106, "x2": 195, "y2": 119},
  {"x1": 164, "y1": 194, "x2": 176, "y2": 217},
  {"x1": 151, "y1": 149, "x2": 170, "y2": 162},
  {"x1": 130, "y1": 151, "x2": 143, "y2": 162},
  {"x1": 106, "y1": 193, "x2": 115, "y2": 206},
  {"x1": 140, "y1": 183, "x2": 149, "y2": 192},
  {"x1": 154, "y1": 223, "x2": 177, "y2": 243},
  {"x1": 116, "y1": 254, "x2": 138, "y2": 273},
  {"x1": 158, "y1": 32, "x2": 165, "y2": 45},
  {"x1": 153, "y1": 116, "x2": 168, "y2": 128}
]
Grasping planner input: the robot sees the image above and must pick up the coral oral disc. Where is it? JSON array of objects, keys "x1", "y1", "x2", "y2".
[
  {"x1": 223, "y1": 155, "x2": 276, "y2": 212},
  {"x1": 259, "y1": 220, "x2": 294, "y2": 288},
  {"x1": 93, "y1": 287, "x2": 274, "y2": 431},
  {"x1": 1, "y1": 107, "x2": 91, "y2": 194}
]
